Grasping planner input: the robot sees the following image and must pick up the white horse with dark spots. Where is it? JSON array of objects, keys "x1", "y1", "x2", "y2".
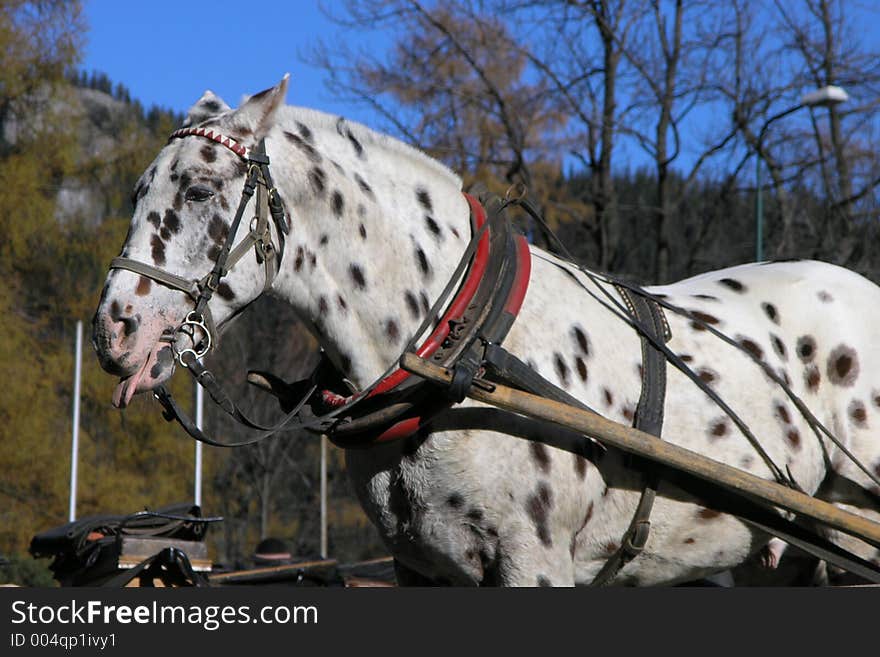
[{"x1": 92, "y1": 76, "x2": 880, "y2": 586}]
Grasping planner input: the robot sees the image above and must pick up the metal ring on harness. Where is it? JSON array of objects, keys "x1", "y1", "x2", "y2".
[{"x1": 174, "y1": 311, "x2": 212, "y2": 367}]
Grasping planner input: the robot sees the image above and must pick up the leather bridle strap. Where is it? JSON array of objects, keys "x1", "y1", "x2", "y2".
[{"x1": 110, "y1": 138, "x2": 286, "y2": 362}]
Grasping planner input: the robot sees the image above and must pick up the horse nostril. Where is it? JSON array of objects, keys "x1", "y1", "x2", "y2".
[{"x1": 118, "y1": 315, "x2": 140, "y2": 337}]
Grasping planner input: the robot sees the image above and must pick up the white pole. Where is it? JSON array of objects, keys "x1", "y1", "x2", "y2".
[
  {"x1": 194, "y1": 376, "x2": 204, "y2": 508},
  {"x1": 320, "y1": 435, "x2": 328, "y2": 558},
  {"x1": 68, "y1": 320, "x2": 82, "y2": 522}
]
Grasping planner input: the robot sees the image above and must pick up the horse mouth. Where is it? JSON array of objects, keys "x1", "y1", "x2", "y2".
[{"x1": 111, "y1": 343, "x2": 176, "y2": 408}]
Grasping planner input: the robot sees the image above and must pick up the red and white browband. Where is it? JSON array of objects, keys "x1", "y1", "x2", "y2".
[{"x1": 169, "y1": 127, "x2": 250, "y2": 159}]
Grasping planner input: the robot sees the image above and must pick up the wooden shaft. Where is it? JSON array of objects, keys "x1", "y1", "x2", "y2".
[{"x1": 400, "y1": 353, "x2": 880, "y2": 548}]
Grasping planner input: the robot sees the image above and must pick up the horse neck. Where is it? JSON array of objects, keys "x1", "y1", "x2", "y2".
[{"x1": 265, "y1": 109, "x2": 471, "y2": 388}]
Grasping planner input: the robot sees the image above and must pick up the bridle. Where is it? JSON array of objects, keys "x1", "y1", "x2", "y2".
[{"x1": 109, "y1": 127, "x2": 290, "y2": 367}]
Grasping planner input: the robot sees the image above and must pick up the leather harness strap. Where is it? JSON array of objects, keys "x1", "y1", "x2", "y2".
[{"x1": 590, "y1": 286, "x2": 670, "y2": 586}]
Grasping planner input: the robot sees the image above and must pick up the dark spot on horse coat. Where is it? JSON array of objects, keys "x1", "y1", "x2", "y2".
[
  {"x1": 719, "y1": 278, "x2": 746, "y2": 292},
  {"x1": 709, "y1": 419, "x2": 728, "y2": 438},
  {"x1": 294, "y1": 246, "x2": 304, "y2": 272},
  {"x1": 336, "y1": 294, "x2": 348, "y2": 313},
  {"x1": 786, "y1": 428, "x2": 801, "y2": 449},
  {"x1": 147, "y1": 211, "x2": 161, "y2": 228},
  {"x1": 738, "y1": 336, "x2": 763, "y2": 360},
  {"x1": 697, "y1": 368, "x2": 717, "y2": 385},
  {"x1": 553, "y1": 353, "x2": 569, "y2": 387},
  {"x1": 317, "y1": 296, "x2": 329, "y2": 315},
  {"x1": 135, "y1": 276, "x2": 151, "y2": 296},
  {"x1": 849, "y1": 400, "x2": 868, "y2": 427},
  {"x1": 207, "y1": 245, "x2": 221, "y2": 261},
  {"x1": 602, "y1": 388, "x2": 614, "y2": 406},
  {"x1": 163, "y1": 210, "x2": 180, "y2": 234},
  {"x1": 345, "y1": 129, "x2": 364, "y2": 158},
  {"x1": 804, "y1": 364, "x2": 821, "y2": 392},
  {"x1": 771, "y1": 334, "x2": 787, "y2": 360},
  {"x1": 149, "y1": 346, "x2": 174, "y2": 379},
  {"x1": 309, "y1": 167, "x2": 326, "y2": 195},
  {"x1": 350, "y1": 264, "x2": 367, "y2": 289},
  {"x1": 284, "y1": 130, "x2": 322, "y2": 163},
  {"x1": 404, "y1": 291, "x2": 419, "y2": 319},
  {"x1": 818, "y1": 290, "x2": 833, "y2": 302},
  {"x1": 160, "y1": 227, "x2": 171, "y2": 241},
  {"x1": 425, "y1": 215, "x2": 441, "y2": 237},
  {"x1": 526, "y1": 483, "x2": 553, "y2": 548},
  {"x1": 359, "y1": 223, "x2": 367, "y2": 239},
  {"x1": 697, "y1": 507, "x2": 721, "y2": 520},
  {"x1": 200, "y1": 144, "x2": 217, "y2": 163},
  {"x1": 827, "y1": 345, "x2": 859, "y2": 387},
  {"x1": 773, "y1": 402, "x2": 791, "y2": 425},
  {"x1": 762, "y1": 302, "x2": 779, "y2": 324},
  {"x1": 415, "y1": 188, "x2": 432, "y2": 211},
  {"x1": 219, "y1": 195, "x2": 229, "y2": 211},
  {"x1": 173, "y1": 192, "x2": 183, "y2": 211},
  {"x1": 415, "y1": 246, "x2": 430, "y2": 277},
  {"x1": 447, "y1": 493, "x2": 464, "y2": 509},
  {"x1": 385, "y1": 318, "x2": 400, "y2": 342},
  {"x1": 530, "y1": 442, "x2": 551, "y2": 473},
  {"x1": 692, "y1": 294, "x2": 719, "y2": 301},
  {"x1": 689, "y1": 311, "x2": 720, "y2": 331},
  {"x1": 575, "y1": 357, "x2": 588, "y2": 382},
  {"x1": 354, "y1": 173, "x2": 374, "y2": 197},
  {"x1": 622, "y1": 404, "x2": 635, "y2": 423},
  {"x1": 150, "y1": 235, "x2": 166, "y2": 265},
  {"x1": 319, "y1": 234, "x2": 329, "y2": 246},
  {"x1": 419, "y1": 291, "x2": 431, "y2": 315},
  {"x1": 208, "y1": 214, "x2": 229, "y2": 244},
  {"x1": 573, "y1": 326, "x2": 590, "y2": 355},
  {"x1": 873, "y1": 392, "x2": 880, "y2": 409},
  {"x1": 466, "y1": 508, "x2": 483, "y2": 522},
  {"x1": 331, "y1": 190, "x2": 345, "y2": 217},
  {"x1": 796, "y1": 336, "x2": 816, "y2": 362},
  {"x1": 217, "y1": 283, "x2": 235, "y2": 301},
  {"x1": 536, "y1": 576, "x2": 552, "y2": 587},
  {"x1": 295, "y1": 122, "x2": 313, "y2": 142}
]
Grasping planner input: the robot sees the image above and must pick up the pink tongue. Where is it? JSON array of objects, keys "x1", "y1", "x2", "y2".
[{"x1": 112, "y1": 356, "x2": 151, "y2": 409}]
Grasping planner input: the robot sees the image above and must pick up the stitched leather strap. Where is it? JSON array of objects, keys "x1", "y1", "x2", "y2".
[{"x1": 590, "y1": 287, "x2": 669, "y2": 586}]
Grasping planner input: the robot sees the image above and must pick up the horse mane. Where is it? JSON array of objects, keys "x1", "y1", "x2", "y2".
[{"x1": 278, "y1": 106, "x2": 462, "y2": 190}]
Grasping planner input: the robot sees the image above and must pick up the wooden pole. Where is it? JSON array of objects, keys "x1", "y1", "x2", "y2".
[{"x1": 400, "y1": 353, "x2": 880, "y2": 548}]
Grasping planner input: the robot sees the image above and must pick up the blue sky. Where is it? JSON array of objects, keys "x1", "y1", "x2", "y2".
[
  {"x1": 82, "y1": 0, "x2": 373, "y2": 121},
  {"x1": 83, "y1": 1, "x2": 880, "y2": 179}
]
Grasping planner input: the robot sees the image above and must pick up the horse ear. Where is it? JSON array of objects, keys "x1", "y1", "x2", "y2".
[
  {"x1": 181, "y1": 90, "x2": 231, "y2": 127},
  {"x1": 229, "y1": 73, "x2": 290, "y2": 140}
]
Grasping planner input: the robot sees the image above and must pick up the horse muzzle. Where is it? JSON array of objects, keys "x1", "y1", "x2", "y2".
[{"x1": 91, "y1": 305, "x2": 178, "y2": 408}]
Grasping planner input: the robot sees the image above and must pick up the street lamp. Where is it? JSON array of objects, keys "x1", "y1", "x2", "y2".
[{"x1": 754, "y1": 85, "x2": 849, "y2": 262}]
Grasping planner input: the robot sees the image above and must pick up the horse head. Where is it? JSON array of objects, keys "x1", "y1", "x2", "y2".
[{"x1": 92, "y1": 76, "x2": 290, "y2": 407}]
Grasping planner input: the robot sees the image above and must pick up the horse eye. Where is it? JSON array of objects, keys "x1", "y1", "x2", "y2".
[{"x1": 185, "y1": 185, "x2": 214, "y2": 202}]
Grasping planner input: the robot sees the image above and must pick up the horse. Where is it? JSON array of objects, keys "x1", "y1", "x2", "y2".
[{"x1": 92, "y1": 76, "x2": 880, "y2": 586}]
